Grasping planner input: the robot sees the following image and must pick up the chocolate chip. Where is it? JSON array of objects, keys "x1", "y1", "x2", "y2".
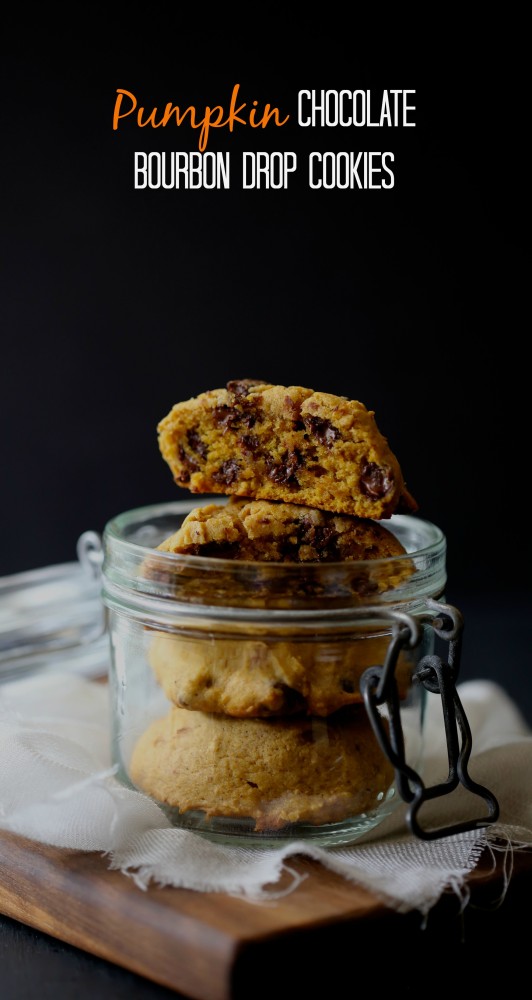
[
  {"x1": 301, "y1": 523, "x2": 337, "y2": 552},
  {"x1": 238, "y1": 405, "x2": 259, "y2": 429},
  {"x1": 212, "y1": 459, "x2": 240, "y2": 485},
  {"x1": 266, "y1": 450, "x2": 302, "y2": 485},
  {"x1": 212, "y1": 404, "x2": 239, "y2": 430},
  {"x1": 226, "y1": 378, "x2": 263, "y2": 397},
  {"x1": 246, "y1": 780, "x2": 259, "y2": 788},
  {"x1": 239, "y1": 433, "x2": 260, "y2": 453},
  {"x1": 212, "y1": 403, "x2": 259, "y2": 432},
  {"x1": 186, "y1": 428, "x2": 208, "y2": 458},
  {"x1": 341, "y1": 678, "x2": 356, "y2": 693},
  {"x1": 177, "y1": 444, "x2": 199, "y2": 476},
  {"x1": 303, "y1": 414, "x2": 341, "y2": 448},
  {"x1": 273, "y1": 684, "x2": 305, "y2": 713},
  {"x1": 360, "y1": 461, "x2": 393, "y2": 499},
  {"x1": 278, "y1": 537, "x2": 302, "y2": 559},
  {"x1": 283, "y1": 395, "x2": 304, "y2": 429}
]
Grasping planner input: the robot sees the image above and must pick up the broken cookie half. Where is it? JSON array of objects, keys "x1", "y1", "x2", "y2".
[{"x1": 157, "y1": 379, "x2": 417, "y2": 520}]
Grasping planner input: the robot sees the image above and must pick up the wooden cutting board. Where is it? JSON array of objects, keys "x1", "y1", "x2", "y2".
[
  {"x1": 1, "y1": 829, "x2": 527, "y2": 1000},
  {"x1": 0, "y1": 830, "x2": 390, "y2": 1000}
]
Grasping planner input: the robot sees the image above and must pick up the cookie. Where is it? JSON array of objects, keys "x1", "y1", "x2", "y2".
[
  {"x1": 157, "y1": 379, "x2": 417, "y2": 519},
  {"x1": 141, "y1": 495, "x2": 415, "y2": 608},
  {"x1": 157, "y1": 496, "x2": 408, "y2": 562},
  {"x1": 148, "y1": 628, "x2": 415, "y2": 717},
  {"x1": 129, "y1": 704, "x2": 394, "y2": 832}
]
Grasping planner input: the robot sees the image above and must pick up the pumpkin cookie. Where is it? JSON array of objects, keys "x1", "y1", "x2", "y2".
[
  {"x1": 129, "y1": 704, "x2": 394, "y2": 832},
  {"x1": 158, "y1": 496, "x2": 408, "y2": 562},
  {"x1": 148, "y1": 627, "x2": 415, "y2": 718},
  {"x1": 157, "y1": 379, "x2": 417, "y2": 519}
]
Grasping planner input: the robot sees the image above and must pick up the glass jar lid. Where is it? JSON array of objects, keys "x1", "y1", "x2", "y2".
[{"x1": 0, "y1": 559, "x2": 108, "y2": 681}]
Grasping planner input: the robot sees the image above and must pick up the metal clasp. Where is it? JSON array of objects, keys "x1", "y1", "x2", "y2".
[
  {"x1": 360, "y1": 599, "x2": 500, "y2": 841},
  {"x1": 77, "y1": 530, "x2": 104, "y2": 582}
]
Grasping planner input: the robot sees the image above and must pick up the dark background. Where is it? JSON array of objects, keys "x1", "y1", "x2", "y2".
[{"x1": 1, "y1": 33, "x2": 529, "y2": 720}]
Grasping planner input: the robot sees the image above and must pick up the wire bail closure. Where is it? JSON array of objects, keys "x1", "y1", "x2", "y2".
[{"x1": 360, "y1": 599, "x2": 500, "y2": 841}]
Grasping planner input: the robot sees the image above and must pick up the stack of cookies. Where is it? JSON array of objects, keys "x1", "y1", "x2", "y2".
[{"x1": 130, "y1": 379, "x2": 418, "y2": 834}]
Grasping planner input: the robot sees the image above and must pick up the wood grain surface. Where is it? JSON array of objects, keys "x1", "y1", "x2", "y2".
[
  {"x1": 0, "y1": 830, "x2": 383, "y2": 1000},
  {"x1": 0, "y1": 829, "x2": 531, "y2": 1000}
]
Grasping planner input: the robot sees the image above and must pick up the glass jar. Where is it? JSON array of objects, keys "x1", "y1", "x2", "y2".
[
  {"x1": 0, "y1": 557, "x2": 108, "y2": 682},
  {"x1": 101, "y1": 499, "x2": 446, "y2": 847}
]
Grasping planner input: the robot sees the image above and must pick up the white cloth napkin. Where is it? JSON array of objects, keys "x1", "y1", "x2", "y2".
[{"x1": 0, "y1": 673, "x2": 531, "y2": 917}]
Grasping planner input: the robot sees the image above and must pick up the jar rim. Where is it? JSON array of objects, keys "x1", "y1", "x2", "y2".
[
  {"x1": 103, "y1": 498, "x2": 445, "y2": 569},
  {"x1": 101, "y1": 500, "x2": 447, "y2": 614}
]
